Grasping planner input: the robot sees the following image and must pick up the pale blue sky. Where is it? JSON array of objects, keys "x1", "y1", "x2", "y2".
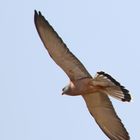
[{"x1": 0, "y1": 0, "x2": 139, "y2": 140}]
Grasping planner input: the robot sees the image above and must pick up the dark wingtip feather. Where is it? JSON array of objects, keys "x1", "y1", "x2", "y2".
[
  {"x1": 34, "y1": 10, "x2": 37, "y2": 14},
  {"x1": 34, "y1": 10, "x2": 48, "y2": 24},
  {"x1": 34, "y1": 10, "x2": 38, "y2": 23},
  {"x1": 39, "y1": 11, "x2": 42, "y2": 16},
  {"x1": 34, "y1": 10, "x2": 43, "y2": 21},
  {"x1": 34, "y1": 10, "x2": 41, "y2": 15},
  {"x1": 97, "y1": 71, "x2": 131, "y2": 102}
]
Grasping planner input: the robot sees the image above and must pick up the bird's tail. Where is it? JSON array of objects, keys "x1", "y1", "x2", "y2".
[{"x1": 94, "y1": 71, "x2": 131, "y2": 102}]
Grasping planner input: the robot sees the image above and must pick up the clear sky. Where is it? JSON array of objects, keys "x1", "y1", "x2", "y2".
[{"x1": 0, "y1": 0, "x2": 139, "y2": 140}]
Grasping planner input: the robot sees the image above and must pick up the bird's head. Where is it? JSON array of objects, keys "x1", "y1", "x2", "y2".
[
  {"x1": 62, "y1": 85, "x2": 70, "y2": 95},
  {"x1": 62, "y1": 81, "x2": 75, "y2": 95}
]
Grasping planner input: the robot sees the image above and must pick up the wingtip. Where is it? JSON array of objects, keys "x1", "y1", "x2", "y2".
[
  {"x1": 34, "y1": 10, "x2": 42, "y2": 17},
  {"x1": 39, "y1": 11, "x2": 42, "y2": 16},
  {"x1": 34, "y1": 10, "x2": 37, "y2": 14},
  {"x1": 34, "y1": 10, "x2": 43, "y2": 24},
  {"x1": 34, "y1": 10, "x2": 38, "y2": 24}
]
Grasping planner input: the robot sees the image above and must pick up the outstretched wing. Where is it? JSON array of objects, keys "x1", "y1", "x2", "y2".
[
  {"x1": 34, "y1": 10, "x2": 91, "y2": 81},
  {"x1": 82, "y1": 93, "x2": 130, "y2": 140}
]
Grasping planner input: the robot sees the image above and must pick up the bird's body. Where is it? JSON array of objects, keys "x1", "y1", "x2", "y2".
[
  {"x1": 62, "y1": 78, "x2": 103, "y2": 96},
  {"x1": 34, "y1": 10, "x2": 131, "y2": 140}
]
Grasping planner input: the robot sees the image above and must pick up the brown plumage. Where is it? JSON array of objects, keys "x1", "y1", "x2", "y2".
[{"x1": 34, "y1": 10, "x2": 131, "y2": 140}]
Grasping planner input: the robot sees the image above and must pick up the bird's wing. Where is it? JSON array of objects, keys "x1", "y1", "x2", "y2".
[
  {"x1": 82, "y1": 93, "x2": 130, "y2": 140},
  {"x1": 34, "y1": 10, "x2": 91, "y2": 81}
]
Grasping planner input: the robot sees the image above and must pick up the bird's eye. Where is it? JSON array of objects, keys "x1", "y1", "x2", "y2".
[
  {"x1": 62, "y1": 85, "x2": 69, "y2": 92},
  {"x1": 62, "y1": 87, "x2": 65, "y2": 91}
]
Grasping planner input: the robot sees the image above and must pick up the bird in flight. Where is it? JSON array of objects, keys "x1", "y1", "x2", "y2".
[{"x1": 34, "y1": 10, "x2": 131, "y2": 140}]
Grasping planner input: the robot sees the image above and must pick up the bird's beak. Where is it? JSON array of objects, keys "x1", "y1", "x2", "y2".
[
  {"x1": 62, "y1": 92, "x2": 66, "y2": 95},
  {"x1": 61, "y1": 85, "x2": 69, "y2": 95}
]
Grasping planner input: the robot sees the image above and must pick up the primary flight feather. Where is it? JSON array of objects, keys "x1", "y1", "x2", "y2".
[{"x1": 34, "y1": 10, "x2": 131, "y2": 140}]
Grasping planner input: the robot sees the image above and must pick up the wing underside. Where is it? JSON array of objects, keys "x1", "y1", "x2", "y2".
[
  {"x1": 34, "y1": 11, "x2": 91, "y2": 81},
  {"x1": 82, "y1": 93, "x2": 130, "y2": 140}
]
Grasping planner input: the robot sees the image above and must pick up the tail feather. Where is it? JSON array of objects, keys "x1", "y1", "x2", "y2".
[{"x1": 95, "y1": 71, "x2": 131, "y2": 102}]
